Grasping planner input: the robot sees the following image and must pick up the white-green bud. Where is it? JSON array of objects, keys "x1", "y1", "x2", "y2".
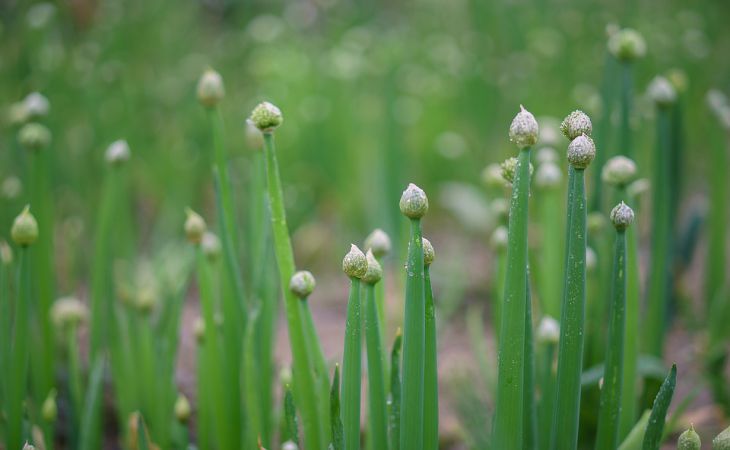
[
  {"x1": 627, "y1": 178, "x2": 650, "y2": 198},
  {"x1": 535, "y1": 162, "x2": 562, "y2": 189},
  {"x1": 18, "y1": 122, "x2": 51, "y2": 151},
  {"x1": 610, "y1": 202, "x2": 635, "y2": 231},
  {"x1": 364, "y1": 228, "x2": 391, "y2": 259},
  {"x1": 399, "y1": 183, "x2": 429, "y2": 219},
  {"x1": 538, "y1": 117, "x2": 562, "y2": 147},
  {"x1": 509, "y1": 105, "x2": 539, "y2": 149},
  {"x1": 23, "y1": 92, "x2": 50, "y2": 118},
  {"x1": 51, "y1": 296, "x2": 88, "y2": 329},
  {"x1": 174, "y1": 394, "x2": 192, "y2": 422},
  {"x1": 588, "y1": 211, "x2": 607, "y2": 236},
  {"x1": 535, "y1": 146, "x2": 559, "y2": 165},
  {"x1": 602, "y1": 156, "x2": 637, "y2": 187},
  {"x1": 422, "y1": 238, "x2": 435, "y2": 267},
  {"x1": 537, "y1": 316, "x2": 560, "y2": 344},
  {"x1": 607, "y1": 28, "x2": 647, "y2": 62},
  {"x1": 560, "y1": 110, "x2": 593, "y2": 141},
  {"x1": 481, "y1": 163, "x2": 507, "y2": 189},
  {"x1": 713, "y1": 425, "x2": 730, "y2": 450},
  {"x1": 586, "y1": 246, "x2": 598, "y2": 273},
  {"x1": 282, "y1": 441, "x2": 299, "y2": 450},
  {"x1": 490, "y1": 226, "x2": 508, "y2": 251},
  {"x1": 105, "y1": 139, "x2": 131, "y2": 166},
  {"x1": 0, "y1": 241, "x2": 12, "y2": 265},
  {"x1": 290, "y1": 270, "x2": 316, "y2": 298},
  {"x1": 2, "y1": 176, "x2": 22, "y2": 199},
  {"x1": 197, "y1": 69, "x2": 225, "y2": 108},
  {"x1": 12, "y1": 205, "x2": 39, "y2": 246},
  {"x1": 42, "y1": 389, "x2": 58, "y2": 422},
  {"x1": 647, "y1": 76, "x2": 677, "y2": 107},
  {"x1": 362, "y1": 250, "x2": 383, "y2": 284},
  {"x1": 342, "y1": 244, "x2": 367, "y2": 279},
  {"x1": 678, "y1": 425, "x2": 700, "y2": 450},
  {"x1": 567, "y1": 134, "x2": 596, "y2": 169},
  {"x1": 500, "y1": 157, "x2": 534, "y2": 184},
  {"x1": 184, "y1": 208, "x2": 206, "y2": 244},
  {"x1": 201, "y1": 231, "x2": 221, "y2": 261},
  {"x1": 249, "y1": 101, "x2": 283, "y2": 132},
  {"x1": 245, "y1": 119, "x2": 264, "y2": 150}
]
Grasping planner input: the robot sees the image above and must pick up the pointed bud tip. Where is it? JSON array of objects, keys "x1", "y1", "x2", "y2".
[
  {"x1": 567, "y1": 134, "x2": 596, "y2": 169},
  {"x1": 610, "y1": 202, "x2": 635, "y2": 230},
  {"x1": 399, "y1": 183, "x2": 429, "y2": 219},
  {"x1": 11, "y1": 205, "x2": 39, "y2": 246},
  {"x1": 342, "y1": 244, "x2": 367, "y2": 278},
  {"x1": 509, "y1": 106, "x2": 539, "y2": 149}
]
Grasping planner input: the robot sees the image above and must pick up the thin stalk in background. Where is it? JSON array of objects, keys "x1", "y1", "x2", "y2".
[
  {"x1": 534, "y1": 160, "x2": 564, "y2": 318},
  {"x1": 551, "y1": 123, "x2": 596, "y2": 450},
  {"x1": 595, "y1": 202, "x2": 634, "y2": 450},
  {"x1": 523, "y1": 272, "x2": 537, "y2": 450},
  {"x1": 342, "y1": 245, "x2": 367, "y2": 450},
  {"x1": 331, "y1": 365, "x2": 344, "y2": 450},
  {"x1": 590, "y1": 51, "x2": 617, "y2": 213},
  {"x1": 398, "y1": 183, "x2": 429, "y2": 450},
  {"x1": 536, "y1": 317, "x2": 559, "y2": 450},
  {"x1": 252, "y1": 102, "x2": 325, "y2": 450},
  {"x1": 364, "y1": 227, "x2": 392, "y2": 382},
  {"x1": 362, "y1": 250, "x2": 388, "y2": 450},
  {"x1": 489, "y1": 225, "x2": 507, "y2": 340},
  {"x1": 422, "y1": 239, "x2": 438, "y2": 450},
  {"x1": 0, "y1": 241, "x2": 12, "y2": 410},
  {"x1": 7, "y1": 206, "x2": 39, "y2": 450},
  {"x1": 644, "y1": 77, "x2": 677, "y2": 357},
  {"x1": 388, "y1": 330, "x2": 402, "y2": 450},
  {"x1": 493, "y1": 106, "x2": 538, "y2": 449}
]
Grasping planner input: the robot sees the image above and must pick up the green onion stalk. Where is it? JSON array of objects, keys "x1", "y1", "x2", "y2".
[
  {"x1": 342, "y1": 245, "x2": 367, "y2": 450},
  {"x1": 493, "y1": 106, "x2": 538, "y2": 449},
  {"x1": 252, "y1": 102, "x2": 326, "y2": 450},
  {"x1": 536, "y1": 317, "x2": 559, "y2": 450},
  {"x1": 364, "y1": 228, "x2": 392, "y2": 382},
  {"x1": 534, "y1": 161, "x2": 565, "y2": 319},
  {"x1": 641, "y1": 364, "x2": 677, "y2": 450},
  {"x1": 398, "y1": 183, "x2": 430, "y2": 450},
  {"x1": 422, "y1": 238, "x2": 438, "y2": 450},
  {"x1": 644, "y1": 76, "x2": 677, "y2": 357},
  {"x1": 595, "y1": 202, "x2": 634, "y2": 450},
  {"x1": 388, "y1": 330, "x2": 403, "y2": 450},
  {"x1": 551, "y1": 112, "x2": 596, "y2": 450},
  {"x1": 362, "y1": 250, "x2": 388, "y2": 450}
]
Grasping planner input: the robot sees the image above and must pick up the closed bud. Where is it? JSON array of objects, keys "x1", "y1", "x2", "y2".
[
  {"x1": 249, "y1": 101, "x2": 283, "y2": 132},
  {"x1": 342, "y1": 244, "x2": 368, "y2": 279},
  {"x1": 560, "y1": 110, "x2": 593, "y2": 140},
  {"x1": 567, "y1": 134, "x2": 596, "y2": 169},
  {"x1": 184, "y1": 208, "x2": 206, "y2": 244},
  {"x1": 136, "y1": 288, "x2": 157, "y2": 314},
  {"x1": 713, "y1": 425, "x2": 730, "y2": 450},
  {"x1": 51, "y1": 296, "x2": 88, "y2": 329},
  {"x1": 290, "y1": 270, "x2": 316, "y2": 298},
  {"x1": 201, "y1": 231, "x2": 221, "y2": 261},
  {"x1": 364, "y1": 228, "x2": 391, "y2": 259},
  {"x1": 537, "y1": 316, "x2": 560, "y2": 344},
  {"x1": 667, "y1": 69, "x2": 689, "y2": 95},
  {"x1": 535, "y1": 162, "x2": 562, "y2": 189},
  {"x1": 678, "y1": 425, "x2": 700, "y2": 450},
  {"x1": 610, "y1": 202, "x2": 635, "y2": 231},
  {"x1": 362, "y1": 249, "x2": 383, "y2": 284},
  {"x1": 602, "y1": 156, "x2": 637, "y2": 187},
  {"x1": 586, "y1": 247, "x2": 598, "y2": 273},
  {"x1": 105, "y1": 140, "x2": 131, "y2": 166},
  {"x1": 588, "y1": 212, "x2": 607, "y2": 236},
  {"x1": 18, "y1": 122, "x2": 51, "y2": 151},
  {"x1": 491, "y1": 198, "x2": 509, "y2": 222},
  {"x1": 481, "y1": 163, "x2": 507, "y2": 189},
  {"x1": 535, "y1": 146, "x2": 559, "y2": 165},
  {"x1": 282, "y1": 441, "x2": 299, "y2": 450},
  {"x1": 174, "y1": 394, "x2": 191, "y2": 422},
  {"x1": 0, "y1": 240, "x2": 12, "y2": 265},
  {"x1": 399, "y1": 183, "x2": 429, "y2": 219},
  {"x1": 490, "y1": 226, "x2": 508, "y2": 251},
  {"x1": 23, "y1": 92, "x2": 50, "y2": 118},
  {"x1": 422, "y1": 238, "x2": 435, "y2": 267},
  {"x1": 12, "y1": 205, "x2": 39, "y2": 246},
  {"x1": 500, "y1": 157, "x2": 533, "y2": 185},
  {"x1": 538, "y1": 117, "x2": 562, "y2": 148},
  {"x1": 509, "y1": 105, "x2": 539, "y2": 149},
  {"x1": 647, "y1": 76, "x2": 677, "y2": 107},
  {"x1": 608, "y1": 28, "x2": 647, "y2": 62},
  {"x1": 627, "y1": 178, "x2": 650, "y2": 198},
  {"x1": 42, "y1": 389, "x2": 58, "y2": 422},
  {"x1": 196, "y1": 69, "x2": 225, "y2": 108}
]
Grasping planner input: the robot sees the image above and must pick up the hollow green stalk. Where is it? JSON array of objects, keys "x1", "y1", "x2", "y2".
[
  {"x1": 537, "y1": 318, "x2": 558, "y2": 450},
  {"x1": 493, "y1": 147, "x2": 532, "y2": 449},
  {"x1": 244, "y1": 311, "x2": 263, "y2": 449},
  {"x1": 400, "y1": 218, "x2": 425, "y2": 450},
  {"x1": 617, "y1": 410, "x2": 650, "y2": 450},
  {"x1": 595, "y1": 205, "x2": 632, "y2": 450},
  {"x1": 342, "y1": 275, "x2": 363, "y2": 450},
  {"x1": 641, "y1": 364, "x2": 677, "y2": 450},
  {"x1": 619, "y1": 63, "x2": 634, "y2": 159},
  {"x1": 590, "y1": 53, "x2": 617, "y2": 212},
  {"x1": 299, "y1": 291, "x2": 331, "y2": 444},
  {"x1": 552, "y1": 130, "x2": 595, "y2": 449},
  {"x1": 423, "y1": 253, "x2": 438, "y2": 450},
  {"x1": 364, "y1": 279, "x2": 388, "y2": 450},
  {"x1": 331, "y1": 365, "x2": 344, "y2": 450},
  {"x1": 389, "y1": 331, "x2": 403, "y2": 450},
  {"x1": 523, "y1": 275, "x2": 537, "y2": 450},
  {"x1": 8, "y1": 247, "x2": 31, "y2": 450},
  {"x1": 644, "y1": 106, "x2": 672, "y2": 357},
  {"x1": 195, "y1": 324, "x2": 212, "y2": 450},
  {"x1": 537, "y1": 178, "x2": 564, "y2": 319},
  {"x1": 261, "y1": 129, "x2": 324, "y2": 450},
  {"x1": 79, "y1": 355, "x2": 105, "y2": 450},
  {"x1": 67, "y1": 323, "x2": 84, "y2": 428},
  {"x1": 706, "y1": 132, "x2": 728, "y2": 313},
  {"x1": 0, "y1": 244, "x2": 12, "y2": 408}
]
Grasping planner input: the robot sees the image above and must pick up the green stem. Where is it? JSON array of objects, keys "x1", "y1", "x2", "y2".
[
  {"x1": 706, "y1": 134, "x2": 728, "y2": 312},
  {"x1": 389, "y1": 332, "x2": 403, "y2": 450},
  {"x1": 539, "y1": 189, "x2": 564, "y2": 318},
  {"x1": 343, "y1": 277, "x2": 363, "y2": 450},
  {"x1": 300, "y1": 297, "x2": 332, "y2": 443},
  {"x1": 523, "y1": 276, "x2": 536, "y2": 450},
  {"x1": 596, "y1": 228, "x2": 627, "y2": 450},
  {"x1": 493, "y1": 147, "x2": 532, "y2": 449},
  {"x1": 619, "y1": 62, "x2": 634, "y2": 159},
  {"x1": 537, "y1": 343, "x2": 556, "y2": 450},
  {"x1": 400, "y1": 218, "x2": 425, "y2": 450},
  {"x1": 262, "y1": 132, "x2": 323, "y2": 450},
  {"x1": 8, "y1": 248, "x2": 31, "y2": 450},
  {"x1": 365, "y1": 282, "x2": 389, "y2": 450},
  {"x1": 423, "y1": 266, "x2": 438, "y2": 450},
  {"x1": 331, "y1": 365, "x2": 344, "y2": 450},
  {"x1": 591, "y1": 52, "x2": 618, "y2": 212},
  {"x1": 645, "y1": 108, "x2": 671, "y2": 356},
  {"x1": 67, "y1": 325, "x2": 84, "y2": 426},
  {"x1": 551, "y1": 168, "x2": 588, "y2": 450},
  {"x1": 641, "y1": 364, "x2": 677, "y2": 450}
]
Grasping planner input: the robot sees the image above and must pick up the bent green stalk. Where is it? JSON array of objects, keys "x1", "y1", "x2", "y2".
[
  {"x1": 493, "y1": 147, "x2": 532, "y2": 449},
  {"x1": 342, "y1": 275, "x2": 363, "y2": 450},
  {"x1": 260, "y1": 124, "x2": 324, "y2": 450},
  {"x1": 596, "y1": 203, "x2": 633, "y2": 450}
]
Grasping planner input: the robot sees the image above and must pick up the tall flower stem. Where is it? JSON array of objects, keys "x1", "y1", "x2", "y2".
[
  {"x1": 342, "y1": 276, "x2": 363, "y2": 450},
  {"x1": 8, "y1": 247, "x2": 31, "y2": 450},
  {"x1": 423, "y1": 240, "x2": 438, "y2": 450}
]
